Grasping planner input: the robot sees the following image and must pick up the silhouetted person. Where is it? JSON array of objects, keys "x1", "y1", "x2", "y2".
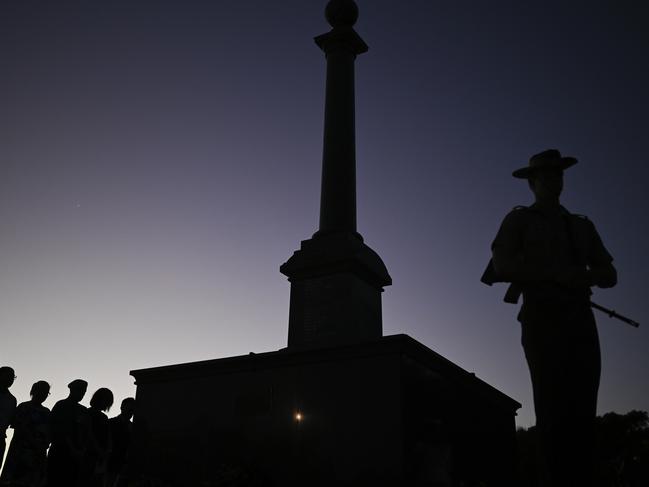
[
  {"x1": 0, "y1": 381, "x2": 51, "y2": 486},
  {"x1": 46, "y1": 379, "x2": 88, "y2": 487},
  {"x1": 485, "y1": 149, "x2": 617, "y2": 487},
  {"x1": 121, "y1": 410, "x2": 149, "y2": 485},
  {"x1": 78, "y1": 388, "x2": 114, "y2": 487},
  {"x1": 106, "y1": 398, "x2": 135, "y2": 487},
  {"x1": 0, "y1": 367, "x2": 17, "y2": 473}
]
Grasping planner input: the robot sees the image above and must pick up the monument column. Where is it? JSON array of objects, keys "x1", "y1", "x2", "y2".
[
  {"x1": 281, "y1": 0, "x2": 391, "y2": 349},
  {"x1": 315, "y1": 0, "x2": 367, "y2": 236}
]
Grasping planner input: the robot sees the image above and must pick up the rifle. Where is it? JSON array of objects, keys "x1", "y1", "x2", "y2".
[{"x1": 481, "y1": 259, "x2": 640, "y2": 328}]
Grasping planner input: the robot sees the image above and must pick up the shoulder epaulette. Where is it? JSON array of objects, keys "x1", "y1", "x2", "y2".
[
  {"x1": 566, "y1": 210, "x2": 590, "y2": 221},
  {"x1": 561, "y1": 206, "x2": 589, "y2": 221}
]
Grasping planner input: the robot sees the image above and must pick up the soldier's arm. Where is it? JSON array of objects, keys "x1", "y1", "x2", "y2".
[
  {"x1": 586, "y1": 219, "x2": 617, "y2": 288},
  {"x1": 557, "y1": 216, "x2": 617, "y2": 289},
  {"x1": 491, "y1": 210, "x2": 554, "y2": 283},
  {"x1": 587, "y1": 262, "x2": 617, "y2": 288}
]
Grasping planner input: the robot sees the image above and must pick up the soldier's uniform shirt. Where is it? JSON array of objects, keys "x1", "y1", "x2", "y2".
[{"x1": 491, "y1": 203, "x2": 613, "y2": 320}]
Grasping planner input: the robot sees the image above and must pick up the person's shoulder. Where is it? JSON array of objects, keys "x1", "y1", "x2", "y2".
[
  {"x1": 17, "y1": 401, "x2": 48, "y2": 416},
  {"x1": 501, "y1": 205, "x2": 533, "y2": 224},
  {"x1": 564, "y1": 207, "x2": 590, "y2": 220},
  {"x1": 52, "y1": 399, "x2": 68, "y2": 410},
  {"x1": 0, "y1": 391, "x2": 17, "y2": 409},
  {"x1": 90, "y1": 408, "x2": 107, "y2": 419},
  {"x1": 565, "y1": 208, "x2": 597, "y2": 230},
  {"x1": 16, "y1": 400, "x2": 31, "y2": 411}
]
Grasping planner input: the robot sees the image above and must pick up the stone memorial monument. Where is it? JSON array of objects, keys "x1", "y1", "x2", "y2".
[{"x1": 131, "y1": 2, "x2": 521, "y2": 485}]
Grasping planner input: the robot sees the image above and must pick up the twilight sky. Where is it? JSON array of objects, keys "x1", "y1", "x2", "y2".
[{"x1": 1, "y1": 0, "x2": 648, "y2": 429}]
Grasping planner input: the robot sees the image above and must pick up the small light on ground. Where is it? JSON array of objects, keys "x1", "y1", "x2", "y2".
[{"x1": 295, "y1": 412, "x2": 303, "y2": 422}]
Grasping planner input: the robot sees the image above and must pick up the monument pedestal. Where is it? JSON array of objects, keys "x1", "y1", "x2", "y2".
[
  {"x1": 131, "y1": 335, "x2": 519, "y2": 487},
  {"x1": 281, "y1": 232, "x2": 391, "y2": 348}
]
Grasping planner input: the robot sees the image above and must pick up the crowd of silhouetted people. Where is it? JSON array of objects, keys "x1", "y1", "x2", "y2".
[{"x1": 0, "y1": 366, "x2": 135, "y2": 487}]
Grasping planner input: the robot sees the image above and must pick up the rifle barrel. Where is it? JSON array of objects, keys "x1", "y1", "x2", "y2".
[{"x1": 591, "y1": 301, "x2": 640, "y2": 328}]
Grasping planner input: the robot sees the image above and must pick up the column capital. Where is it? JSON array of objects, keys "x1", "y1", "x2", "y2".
[{"x1": 315, "y1": 28, "x2": 368, "y2": 56}]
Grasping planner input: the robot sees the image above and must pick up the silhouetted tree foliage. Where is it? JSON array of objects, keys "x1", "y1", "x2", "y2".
[
  {"x1": 517, "y1": 410, "x2": 649, "y2": 487},
  {"x1": 595, "y1": 410, "x2": 649, "y2": 487}
]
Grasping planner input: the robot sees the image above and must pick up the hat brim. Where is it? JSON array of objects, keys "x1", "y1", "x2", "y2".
[{"x1": 512, "y1": 157, "x2": 577, "y2": 179}]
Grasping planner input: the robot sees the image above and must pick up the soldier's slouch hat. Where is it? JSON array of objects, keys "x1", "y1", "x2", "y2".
[{"x1": 513, "y1": 149, "x2": 577, "y2": 179}]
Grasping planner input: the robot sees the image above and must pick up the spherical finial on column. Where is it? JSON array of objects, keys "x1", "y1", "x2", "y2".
[{"x1": 325, "y1": 0, "x2": 359, "y2": 28}]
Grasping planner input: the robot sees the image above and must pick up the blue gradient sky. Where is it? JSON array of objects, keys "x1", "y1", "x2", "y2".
[{"x1": 1, "y1": 1, "x2": 648, "y2": 429}]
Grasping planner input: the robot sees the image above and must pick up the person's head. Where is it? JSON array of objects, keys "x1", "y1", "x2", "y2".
[
  {"x1": 0, "y1": 367, "x2": 16, "y2": 389},
  {"x1": 528, "y1": 167, "x2": 564, "y2": 201},
  {"x1": 512, "y1": 149, "x2": 576, "y2": 203},
  {"x1": 90, "y1": 388, "x2": 114, "y2": 413},
  {"x1": 68, "y1": 379, "x2": 88, "y2": 402},
  {"x1": 120, "y1": 397, "x2": 136, "y2": 420},
  {"x1": 30, "y1": 381, "x2": 50, "y2": 405}
]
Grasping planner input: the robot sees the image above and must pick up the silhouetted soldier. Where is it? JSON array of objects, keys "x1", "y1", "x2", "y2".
[
  {"x1": 0, "y1": 366, "x2": 17, "y2": 473},
  {"x1": 78, "y1": 388, "x2": 114, "y2": 487},
  {"x1": 106, "y1": 397, "x2": 135, "y2": 487},
  {"x1": 47, "y1": 379, "x2": 88, "y2": 487},
  {"x1": 485, "y1": 149, "x2": 617, "y2": 487},
  {"x1": 0, "y1": 381, "x2": 51, "y2": 486}
]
